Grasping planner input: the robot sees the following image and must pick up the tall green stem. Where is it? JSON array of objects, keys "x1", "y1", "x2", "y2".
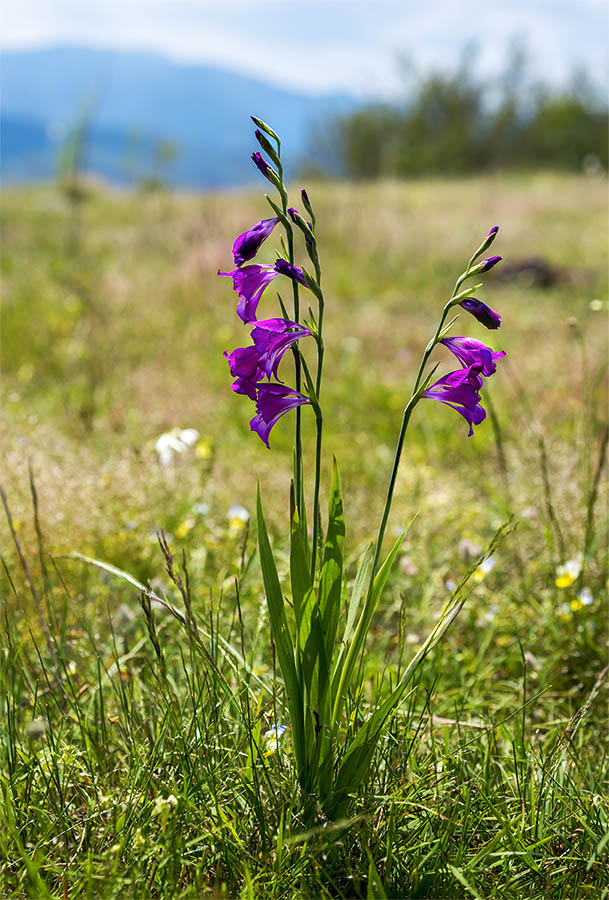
[
  {"x1": 310, "y1": 247, "x2": 325, "y2": 577},
  {"x1": 372, "y1": 261, "x2": 475, "y2": 575},
  {"x1": 310, "y1": 405, "x2": 323, "y2": 579},
  {"x1": 276, "y1": 158, "x2": 303, "y2": 522}
]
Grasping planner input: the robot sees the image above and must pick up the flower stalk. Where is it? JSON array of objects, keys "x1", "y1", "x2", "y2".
[
  {"x1": 218, "y1": 118, "x2": 507, "y2": 820},
  {"x1": 372, "y1": 234, "x2": 503, "y2": 574}
]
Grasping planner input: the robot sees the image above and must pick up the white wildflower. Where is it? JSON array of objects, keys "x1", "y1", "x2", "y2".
[
  {"x1": 263, "y1": 724, "x2": 287, "y2": 754},
  {"x1": 154, "y1": 428, "x2": 200, "y2": 467}
]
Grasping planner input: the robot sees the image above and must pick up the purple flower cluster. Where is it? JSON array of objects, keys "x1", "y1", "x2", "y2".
[
  {"x1": 224, "y1": 318, "x2": 310, "y2": 402},
  {"x1": 423, "y1": 325, "x2": 505, "y2": 435},
  {"x1": 421, "y1": 230, "x2": 505, "y2": 436},
  {"x1": 219, "y1": 209, "x2": 311, "y2": 446}
]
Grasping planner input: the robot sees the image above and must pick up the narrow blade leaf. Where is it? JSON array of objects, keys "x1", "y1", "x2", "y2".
[{"x1": 257, "y1": 487, "x2": 306, "y2": 776}]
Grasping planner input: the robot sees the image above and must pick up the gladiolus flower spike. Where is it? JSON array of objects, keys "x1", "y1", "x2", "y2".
[
  {"x1": 224, "y1": 318, "x2": 311, "y2": 443},
  {"x1": 215, "y1": 119, "x2": 511, "y2": 822}
]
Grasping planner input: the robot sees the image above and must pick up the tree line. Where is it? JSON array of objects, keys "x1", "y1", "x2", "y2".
[{"x1": 308, "y1": 47, "x2": 608, "y2": 178}]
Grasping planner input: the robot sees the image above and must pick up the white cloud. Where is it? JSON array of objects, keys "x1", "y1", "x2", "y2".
[{"x1": 2, "y1": 0, "x2": 607, "y2": 97}]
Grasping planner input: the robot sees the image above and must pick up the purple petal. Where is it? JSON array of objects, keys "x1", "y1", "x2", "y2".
[
  {"x1": 440, "y1": 336, "x2": 506, "y2": 376},
  {"x1": 218, "y1": 264, "x2": 279, "y2": 323},
  {"x1": 232, "y1": 217, "x2": 279, "y2": 267},
  {"x1": 231, "y1": 375, "x2": 260, "y2": 401},
  {"x1": 250, "y1": 383, "x2": 310, "y2": 448},
  {"x1": 224, "y1": 345, "x2": 261, "y2": 379},
  {"x1": 223, "y1": 346, "x2": 265, "y2": 400},
  {"x1": 422, "y1": 365, "x2": 486, "y2": 436},
  {"x1": 250, "y1": 318, "x2": 311, "y2": 379}
]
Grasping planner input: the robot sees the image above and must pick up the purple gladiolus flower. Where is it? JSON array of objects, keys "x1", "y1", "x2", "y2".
[
  {"x1": 218, "y1": 264, "x2": 279, "y2": 323},
  {"x1": 251, "y1": 318, "x2": 311, "y2": 379},
  {"x1": 223, "y1": 346, "x2": 265, "y2": 400},
  {"x1": 250, "y1": 383, "x2": 311, "y2": 448},
  {"x1": 486, "y1": 226, "x2": 499, "y2": 241},
  {"x1": 440, "y1": 336, "x2": 506, "y2": 376},
  {"x1": 479, "y1": 255, "x2": 502, "y2": 272},
  {"x1": 233, "y1": 217, "x2": 279, "y2": 267},
  {"x1": 224, "y1": 319, "x2": 310, "y2": 397},
  {"x1": 459, "y1": 298, "x2": 502, "y2": 330},
  {"x1": 422, "y1": 365, "x2": 486, "y2": 436},
  {"x1": 219, "y1": 260, "x2": 310, "y2": 323}
]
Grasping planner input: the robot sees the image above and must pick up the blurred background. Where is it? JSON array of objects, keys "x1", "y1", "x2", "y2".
[{"x1": 2, "y1": 0, "x2": 608, "y2": 187}]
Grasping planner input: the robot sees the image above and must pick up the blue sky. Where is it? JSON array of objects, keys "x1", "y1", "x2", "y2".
[{"x1": 3, "y1": 0, "x2": 607, "y2": 97}]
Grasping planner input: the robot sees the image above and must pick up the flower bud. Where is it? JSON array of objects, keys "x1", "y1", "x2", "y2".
[
  {"x1": 250, "y1": 116, "x2": 279, "y2": 142},
  {"x1": 251, "y1": 152, "x2": 280, "y2": 188},
  {"x1": 300, "y1": 189, "x2": 316, "y2": 228},
  {"x1": 471, "y1": 226, "x2": 500, "y2": 264},
  {"x1": 255, "y1": 129, "x2": 280, "y2": 166},
  {"x1": 288, "y1": 207, "x2": 314, "y2": 247},
  {"x1": 479, "y1": 255, "x2": 502, "y2": 272},
  {"x1": 301, "y1": 189, "x2": 313, "y2": 214},
  {"x1": 469, "y1": 255, "x2": 502, "y2": 276},
  {"x1": 459, "y1": 298, "x2": 501, "y2": 329}
]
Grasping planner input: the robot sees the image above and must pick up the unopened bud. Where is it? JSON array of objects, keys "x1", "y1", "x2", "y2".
[
  {"x1": 250, "y1": 116, "x2": 279, "y2": 143},
  {"x1": 300, "y1": 189, "x2": 315, "y2": 227},
  {"x1": 471, "y1": 225, "x2": 500, "y2": 264},
  {"x1": 469, "y1": 255, "x2": 502, "y2": 276},
  {"x1": 289, "y1": 207, "x2": 314, "y2": 252},
  {"x1": 255, "y1": 129, "x2": 280, "y2": 166},
  {"x1": 251, "y1": 152, "x2": 280, "y2": 188},
  {"x1": 301, "y1": 188, "x2": 312, "y2": 213},
  {"x1": 479, "y1": 255, "x2": 502, "y2": 272}
]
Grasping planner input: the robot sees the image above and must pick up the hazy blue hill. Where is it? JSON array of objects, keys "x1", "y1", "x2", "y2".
[{"x1": 0, "y1": 45, "x2": 357, "y2": 186}]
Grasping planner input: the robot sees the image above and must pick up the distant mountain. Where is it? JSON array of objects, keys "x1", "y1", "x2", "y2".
[{"x1": 0, "y1": 45, "x2": 359, "y2": 187}]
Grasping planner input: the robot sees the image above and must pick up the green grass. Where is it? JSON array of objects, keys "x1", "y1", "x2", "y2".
[{"x1": 1, "y1": 172, "x2": 608, "y2": 898}]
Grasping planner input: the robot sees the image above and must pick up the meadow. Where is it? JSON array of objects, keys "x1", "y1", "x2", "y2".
[{"x1": 1, "y1": 170, "x2": 608, "y2": 898}]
